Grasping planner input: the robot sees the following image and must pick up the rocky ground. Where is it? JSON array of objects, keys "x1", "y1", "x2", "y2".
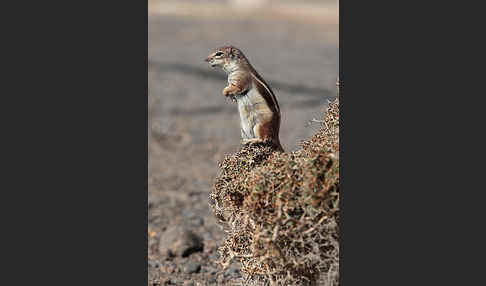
[{"x1": 148, "y1": 1, "x2": 338, "y2": 285}]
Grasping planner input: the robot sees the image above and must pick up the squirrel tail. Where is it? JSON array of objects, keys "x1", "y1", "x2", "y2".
[{"x1": 273, "y1": 138, "x2": 284, "y2": 152}]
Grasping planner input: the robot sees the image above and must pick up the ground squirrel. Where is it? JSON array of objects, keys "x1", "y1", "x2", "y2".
[{"x1": 205, "y1": 45, "x2": 284, "y2": 152}]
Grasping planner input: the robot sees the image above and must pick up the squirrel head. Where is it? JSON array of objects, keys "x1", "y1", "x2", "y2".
[{"x1": 205, "y1": 45, "x2": 246, "y2": 72}]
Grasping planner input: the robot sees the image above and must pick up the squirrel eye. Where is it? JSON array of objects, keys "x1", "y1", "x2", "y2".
[{"x1": 215, "y1": 52, "x2": 224, "y2": 57}]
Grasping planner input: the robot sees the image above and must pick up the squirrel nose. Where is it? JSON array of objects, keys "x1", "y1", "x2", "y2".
[{"x1": 204, "y1": 57, "x2": 211, "y2": 62}]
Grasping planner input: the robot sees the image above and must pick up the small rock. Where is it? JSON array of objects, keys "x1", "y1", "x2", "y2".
[
  {"x1": 216, "y1": 274, "x2": 225, "y2": 283},
  {"x1": 189, "y1": 217, "x2": 204, "y2": 227},
  {"x1": 208, "y1": 276, "x2": 217, "y2": 284},
  {"x1": 159, "y1": 225, "x2": 204, "y2": 257},
  {"x1": 204, "y1": 266, "x2": 218, "y2": 274},
  {"x1": 183, "y1": 281, "x2": 194, "y2": 286},
  {"x1": 182, "y1": 261, "x2": 201, "y2": 274},
  {"x1": 225, "y1": 266, "x2": 240, "y2": 278},
  {"x1": 160, "y1": 262, "x2": 176, "y2": 274}
]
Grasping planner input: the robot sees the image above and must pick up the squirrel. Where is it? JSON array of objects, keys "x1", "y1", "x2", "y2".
[{"x1": 205, "y1": 45, "x2": 284, "y2": 152}]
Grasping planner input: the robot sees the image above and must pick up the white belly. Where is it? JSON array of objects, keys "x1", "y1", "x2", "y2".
[
  {"x1": 237, "y1": 95, "x2": 256, "y2": 139},
  {"x1": 235, "y1": 88, "x2": 271, "y2": 140}
]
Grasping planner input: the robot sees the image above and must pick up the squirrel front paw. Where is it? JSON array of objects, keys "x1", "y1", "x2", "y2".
[
  {"x1": 222, "y1": 86, "x2": 232, "y2": 97},
  {"x1": 223, "y1": 84, "x2": 243, "y2": 97}
]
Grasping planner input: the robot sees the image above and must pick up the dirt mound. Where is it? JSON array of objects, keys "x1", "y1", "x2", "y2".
[{"x1": 210, "y1": 99, "x2": 339, "y2": 285}]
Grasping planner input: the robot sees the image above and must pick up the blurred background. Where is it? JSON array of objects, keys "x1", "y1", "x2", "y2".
[{"x1": 148, "y1": 0, "x2": 338, "y2": 283}]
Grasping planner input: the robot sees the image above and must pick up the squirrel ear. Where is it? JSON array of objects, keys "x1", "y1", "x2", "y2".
[{"x1": 229, "y1": 47, "x2": 238, "y2": 59}]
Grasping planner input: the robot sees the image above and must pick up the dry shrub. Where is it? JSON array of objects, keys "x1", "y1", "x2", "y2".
[{"x1": 210, "y1": 99, "x2": 339, "y2": 286}]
